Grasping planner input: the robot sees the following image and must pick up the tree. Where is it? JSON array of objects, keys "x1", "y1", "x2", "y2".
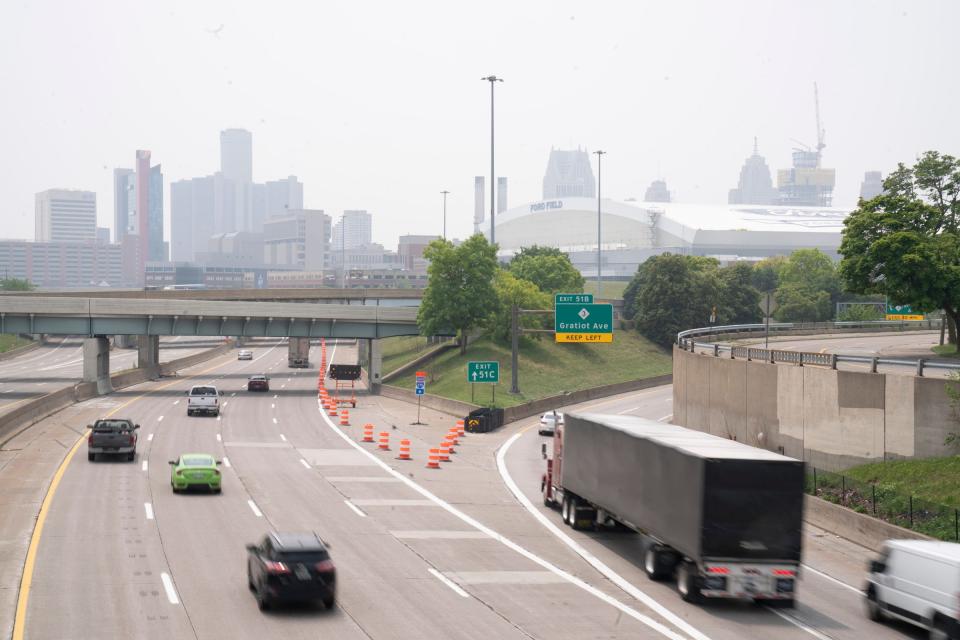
[
  {"x1": 485, "y1": 270, "x2": 551, "y2": 343},
  {"x1": 839, "y1": 151, "x2": 960, "y2": 344},
  {"x1": 751, "y1": 256, "x2": 786, "y2": 293},
  {"x1": 837, "y1": 304, "x2": 883, "y2": 322},
  {"x1": 509, "y1": 250, "x2": 584, "y2": 294},
  {"x1": 417, "y1": 235, "x2": 498, "y2": 354},
  {"x1": 779, "y1": 249, "x2": 840, "y2": 301},
  {"x1": 0, "y1": 278, "x2": 32, "y2": 291},
  {"x1": 633, "y1": 253, "x2": 720, "y2": 347},
  {"x1": 773, "y1": 283, "x2": 832, "y2": 323},
  {"x1": 718, "y1": 262, "x2": 761, "y2": 324}
]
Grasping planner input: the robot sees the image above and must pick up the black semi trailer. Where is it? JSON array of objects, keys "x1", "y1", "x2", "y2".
[{"x1": 541, "y1": 413, "x2": 804, "y2": 606}]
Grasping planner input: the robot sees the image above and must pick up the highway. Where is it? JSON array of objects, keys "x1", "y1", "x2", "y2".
[
  {"x1": 0, "y1": 338, "x2": 926, "y2": 639},
  {"x1": 0, "y1": 336, "x2": 225, "y2": 418}
]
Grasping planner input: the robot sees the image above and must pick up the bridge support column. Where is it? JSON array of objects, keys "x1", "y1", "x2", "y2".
[
  {"x1": 137, "y1": 335, "x2": 160, "y2": 376},
  {"x1": 366, "y1": 338, "x2": 382, "y2": 394},
  {"x1": 83, "y1": 336, "x2": 113, "y2": 395}
]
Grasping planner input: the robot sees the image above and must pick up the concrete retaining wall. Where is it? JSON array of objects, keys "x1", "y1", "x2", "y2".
[
  {"x1": 379, "y1": 385, "x2": 480, "y2": 418},
  {"x1": 501, "y1": 375, "x2": 674, "y2": 424},
  {"x1": 674, "y1": 346, "x2": 960, "y2": 471},
  {"x1": 381, "y1": 340, "x2": 458, "y2": 384},
  {"x1": 804, "y1": 495, "x2": 931, "y2": 552}
]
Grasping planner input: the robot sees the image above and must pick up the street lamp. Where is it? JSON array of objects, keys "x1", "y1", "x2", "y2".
[
  {"x1": 481, "y1": 75, "x2": 503, "y2": 245},
  {"x1": 440, "y1": 190, "x2": 450, "y2": 240},
  {"x1": 594, "y1": 150, "x2": 606, "y2": 295}
]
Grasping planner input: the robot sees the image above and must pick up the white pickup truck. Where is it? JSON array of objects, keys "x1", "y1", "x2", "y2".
[{"x1": 186, "y1": 385, "x2": 222, "y2": 417}]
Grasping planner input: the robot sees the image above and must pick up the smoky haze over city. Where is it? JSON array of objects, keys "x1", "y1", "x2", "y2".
[{"x1": 1, "y1": 0, "x2": 958, "y2": 248}]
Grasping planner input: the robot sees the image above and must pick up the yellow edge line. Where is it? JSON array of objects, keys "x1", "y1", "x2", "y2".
[{"x1": 12, "y1": 354, "x2": 234, "y2": 640}]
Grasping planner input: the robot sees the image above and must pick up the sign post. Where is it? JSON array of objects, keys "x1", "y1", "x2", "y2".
[
  {"x1": 467, "y1": 361, "x2": 499, "y2": 406},
  {"x1": 412, "y1": 371, "x2": 426, "y2": 425},
  {"x1": 760, "y1": 292, "x2": 778, "y2": 348}
]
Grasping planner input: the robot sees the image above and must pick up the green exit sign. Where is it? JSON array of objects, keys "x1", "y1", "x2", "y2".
[
  {"x1": 556, "y1": 293, "x2": 593, "y2": 305},
  {"x1": 555, "y1": 303, "x2": 613, "y2": 343},
  {"x1": 467, "y1": 361, "x2": 499, "y2": 383}
]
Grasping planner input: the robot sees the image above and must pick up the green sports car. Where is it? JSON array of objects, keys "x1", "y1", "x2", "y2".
[{"x1": 169, "y1": 454, "x2": 223, "y2": 493}]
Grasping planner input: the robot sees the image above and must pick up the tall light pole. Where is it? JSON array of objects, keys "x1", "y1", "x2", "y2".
[
  {"x1": 481, "y1": 75, "x2": 503, "y2": 245},
  {"x1": 594, "y1": 150, "x2": 606, "y2": 295},
  {"x1": 440, "y1": 190, "x2": 450, "y2": 240}
]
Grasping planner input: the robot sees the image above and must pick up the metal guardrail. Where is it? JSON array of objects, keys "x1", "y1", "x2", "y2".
[{"x1": 676, "y1": 320, "x2": 960, "y2": 377}]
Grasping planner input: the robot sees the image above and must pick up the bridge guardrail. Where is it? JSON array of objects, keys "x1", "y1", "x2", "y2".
[{"x1": 677, "y1": 320, "x2": 959, "y2": 377}]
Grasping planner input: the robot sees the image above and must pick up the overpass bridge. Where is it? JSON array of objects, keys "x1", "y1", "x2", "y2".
[
  {"x1": 0, "y1": 287, "x2": 423, "y2": 305},
  {"x1": 0, "y1": 296, "x2": 426, "y2": 394}
]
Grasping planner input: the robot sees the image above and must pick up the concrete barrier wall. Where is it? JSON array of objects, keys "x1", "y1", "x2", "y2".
[
  {"x1": 379, "y1": 385, "x2": 480, "y2": 418},
  {"x1": 381, "y1": 340, "x2": 458, "y2": 384},
  {"x1": 501, "y1": 375, "x2": 674, "y2": 424},
  {"x1": 804, "y1": 495, "x2": 931, "y2": 552},
  {"x1": 674, "y1": 346, "x2": 960, "y2": 471}
]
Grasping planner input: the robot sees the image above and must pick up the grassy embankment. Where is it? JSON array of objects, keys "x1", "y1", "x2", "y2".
[
  {"x1": 0, "y1": 334, "x2": 30, "y2": 353},
  {"x1": 932, "y1": 344, "x2": 960, "y2": 358},
  {"x1": 582, "y1": 280, "x2": 629, "y2": 300},
  {"x1": 384, "y1": 331, "x2": 672, "y2": 408},
  {"x1": 381, "y1": 336, "x2": 433, "y2": 375}
]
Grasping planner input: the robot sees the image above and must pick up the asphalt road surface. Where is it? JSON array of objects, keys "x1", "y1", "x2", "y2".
[
  {"x1": 0, "y1": 337, "x2": 925, "y2": 639},
  {"x1": 0, "y1": 336, "x2": 225, "y2": 419}
]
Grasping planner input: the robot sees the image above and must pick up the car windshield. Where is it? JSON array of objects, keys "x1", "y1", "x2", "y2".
[
  {"x1": 250, "y1": 376, "x2": 265, "y2": 381},
  {"x1": 191, "y1": 387, "x2": 216, "y2": 395},
  {"x1": 277, "y1": 551, "x2": 329, "y2": 563},
  {"x1": 181, "y1": 456, "x2": 214, "y2": 467},
  {"x1": 93, "y1": 420, "x2": 131, "y2": 432}
]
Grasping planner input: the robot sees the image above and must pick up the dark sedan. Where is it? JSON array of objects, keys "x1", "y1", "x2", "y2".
[
  {"x1": 247, "y1": 375, "x2": 270, "y2": 392},
  {"x1": 247, "y1": 532, "x2": 336, "y2": 610}
]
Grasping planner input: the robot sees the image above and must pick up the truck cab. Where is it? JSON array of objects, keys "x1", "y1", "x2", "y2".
[
  {"x1": 186, "y1": 385, "x2": 222, "y2": 417},
  {"x1": 87, "y1": 419, "x2": 139, "y2": 461}
]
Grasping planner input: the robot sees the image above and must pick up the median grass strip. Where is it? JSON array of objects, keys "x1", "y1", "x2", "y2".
[
  {"x1": 0, "y1": 334, "x2": 31, "y2": 353},
  {"x1": 810, "y1": 458, "x2": 960, "y2": 541},
  {"x1": 932, "y1": 344, "x2": 960, "y2": 358},
  {"x1": 388, "y1": 332, "x2": 671, "y2": 408}
]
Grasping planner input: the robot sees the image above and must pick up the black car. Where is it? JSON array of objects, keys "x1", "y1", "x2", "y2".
[
  {"x1": 247, "y1": 532, "x2": 336, "y2": 610},
  {"x1": 247, "y1": 375, "x2": 270, "y2": 392}
]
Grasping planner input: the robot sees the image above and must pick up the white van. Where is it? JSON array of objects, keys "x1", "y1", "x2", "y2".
[{"x1": 865, "y1": 539, "x2": 960, "y2": 638}]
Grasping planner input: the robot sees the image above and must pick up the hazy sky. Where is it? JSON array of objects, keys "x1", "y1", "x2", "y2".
[{"x1": 1, "y1": 0, "x2": 957, "y2": 247}]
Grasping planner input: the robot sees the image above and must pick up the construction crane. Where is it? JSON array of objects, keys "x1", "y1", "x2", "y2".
[{"x1": 814, "y1": 82, "x2": 826, "y2": 160}]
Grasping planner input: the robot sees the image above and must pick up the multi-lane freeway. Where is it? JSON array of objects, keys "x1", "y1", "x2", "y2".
[
  {"x1": 0, "y1": 336, "x2": 225, "y2": 419},
  {"x1": 0, "y1": 338, "x2": 926, "y2": 639}
]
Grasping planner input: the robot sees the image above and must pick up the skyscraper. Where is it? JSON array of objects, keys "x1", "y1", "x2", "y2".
[
  {"x1": 34, "y1": 189, "x2": 97, "y2": 243},
  {"x1": 331, "y1": 210, "x2": 373, "y2": 251},
  {"x1": 728, "y1": 139, "x2": 777, "y2": 205},
  {"x1": 170, "y1": 173, "x2": 231, "y2": 262},
  {"x1": 860, "y1": 171, "x2": 884, "y2": 201},
  {"x1": 542, "y1": 148, "x2": 596, "y2": 199},
  {"x1": 473, "y1": 176, "x2": 485, "y2": 234},
  {"x1": 497, "y1": 177, "x2": 507, "y2": 214},
  {"x1": 113, "y1": 168, "x2": 134, "y2": 242},
  {"x1": 265, "y1": 176, "x2": 304, "y2": 219},
  {"x1": 220, "y1": 128, "x2": 253, "y2": 230},
  {"x1": 644, "y1": 179, "x2": 672, "y2": 203}
]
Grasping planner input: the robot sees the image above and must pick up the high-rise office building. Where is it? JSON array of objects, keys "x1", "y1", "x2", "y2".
[
  {"x1": 34, "y1": 189, "x2": 97, "y2": 243},
  {"x1": 0, "y1": 239, "x2": 124, "y2": 287},
  {"x1": 113, "y1": 168, "x2": 134, "y2": 242},
  {"x1": 497, "y1": 177, "x2": 507, "y2": 214},
  {"x1": 265, "y1": 176, "x2": 304, "y2": 219},
  {"x1": 542, "y1": 148, "x2": 596, "y2": 200},
  {"x1": 728, "y1": 140, "x2": 777, "y2": 205},
  {"x1": 220, "y1": 128, "x2": 253, "y2": 231},
  {"x1": 644, "y1": 179, "x2": 672, "y2": 203},
  {"x1": 331, "y1": 210, "x2": 372, "y2": 251},
  {"x1": 474, "y1": 176, "x2": 485, "y2": 234},
  {"x1": 860, "y1": 171, "x2": 884, "y2": 201},
  {"x1": 170, "y1": 173, "x2": 233, "y2": 262},
  {"x1": 263, "y1": 209, "x2": 331, "y2": 271}
]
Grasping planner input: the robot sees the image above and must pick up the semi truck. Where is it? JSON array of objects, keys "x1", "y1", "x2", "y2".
[
  {"x1": 288, "y1": 337, "x2": 311, "y2": 368},
  {"x1": 541, "y1": 413, "x2": 804, "y2": 606}
]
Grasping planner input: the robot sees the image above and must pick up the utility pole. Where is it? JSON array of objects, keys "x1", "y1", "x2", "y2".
[
  {"x1": 510, "y1": 305, "x2": 519, "y2": 394},
  {"x1": 594, "y1": 150, "x2": 606, "y2": 295},
  {"x1": 481, "y1": 75, "x2": 503, "y2": 245},
  {"x1": 440, "y1": 190, "x2": 450, "y2": 240}
]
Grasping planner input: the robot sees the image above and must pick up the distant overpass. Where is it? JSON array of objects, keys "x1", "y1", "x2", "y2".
[{"x1": 0, "y1": 288, "x2": 423, "y2": 305}]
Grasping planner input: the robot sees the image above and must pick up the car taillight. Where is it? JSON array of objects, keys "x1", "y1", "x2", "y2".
[
  {"x1": 315, "y1": 560, "x2": 335, "y2": 572},
  {"x1": 264, "y1": 561, "x2": 290, "y2": 574},
  {"x1": 772, "y1": 569, "x2": 796, "y2": 576},
  {"x1": 707, "y1": 566, "x2": 730, "y2": 574},
  {"x1": 128, "y1": 434, "x2": 136, "y2": 446},
  {"x1": 87, "y1": 434, "x2": 93, "y2": 445}
]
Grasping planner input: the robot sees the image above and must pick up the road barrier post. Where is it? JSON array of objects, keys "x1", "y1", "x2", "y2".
[{"x1": 398, "y1": 439, "x2": 411, "y2": 460}]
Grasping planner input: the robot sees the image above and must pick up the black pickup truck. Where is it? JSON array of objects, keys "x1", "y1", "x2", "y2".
[{"x1": 87, "y1": 419, "x2": 140, "y2": 461}]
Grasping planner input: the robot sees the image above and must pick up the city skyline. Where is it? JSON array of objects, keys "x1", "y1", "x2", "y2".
[{"x1": 1, "y1": 2, "x2": 958, "y2": 247}]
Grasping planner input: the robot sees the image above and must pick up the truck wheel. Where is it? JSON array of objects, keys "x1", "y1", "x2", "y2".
[
  {"x1": 127, "y1": 452, "x2": 135, "y2": 462},
  {"x1": 565, "y1": 496, "x2": 579, "y2": 527},
  {"x1": 929, "y1": 615, "x2": 951, "y2": 640},
  {"x1": 561, "y1": 496, "x2": 571, "y2": 524},
  {"x1": 677, "y1": 561, "x2": 703, "y2": 604},
  {"x1": 864, "y1": 586, "x2": 885, "y2": 622},
  {"x1": 644, "y1": 546, "x2": 669, "y2": 581},
  {"x1": 88, "y1": 452, "x2": 95, "y2": 462}
]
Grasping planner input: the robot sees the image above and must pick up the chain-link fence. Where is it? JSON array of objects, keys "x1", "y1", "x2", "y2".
[{"x1": 808, "y1": 468, "x2": 960, "y2": 541}]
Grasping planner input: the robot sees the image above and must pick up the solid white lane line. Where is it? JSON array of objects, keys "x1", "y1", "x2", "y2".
[
  {"x1": 279, "y1": 434, "x2": 287, "y2": 442},
  {"x1": 496, "y1": 430, "x2": 712, "y2": 640},
  {"x1": 142, "y1": 460, "x2": 148, "y2": 472},
  {"x1": 247, "y1": 500, "x2": 263, "y2": 517},
  {"x1": 802, "y1": 565, "x2": 861, "y2": 594},
  {"x1": 272, "y1": 417, "x2": 278, "y2": 424},
  {"x1": 160, "y1": 573, "x2": 179, "y2": 604},
  {"x1": 144, "y1": 503, "x2": 154, "y2": 520},
  {"x1": 318, "y1": 400, "x2": 696, "y2": 640},
  {"x1": 617, "y1": 406, "x2": 641, "y2": 414},
  {"x1": 300, "y1": 458, "x2": 310, "y2": 469},
  {"x1": 222, "y1": 456, "x2": 231, "y2": 467},
  {"x1": 428, "y1": 568, "x2": 470, "y2": 598},
  {"x1": 216, "y1": 433, "x2": 222, "y2": 442},
  {"x1": 766, "y1": 609, "x2": 833, "y2": 640},
  {"x1": 147, "y1": 433, "x2": 154, "y2": 441},
  {"x1": 658, "y1": 414, "x2": 673, "y2": 422},
  {"x1": 344, "y1": 500, "x2": 367, "y2": 518},
  {"x1": 158, "y1": 415, "x2": 164, "y2": 422}
]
